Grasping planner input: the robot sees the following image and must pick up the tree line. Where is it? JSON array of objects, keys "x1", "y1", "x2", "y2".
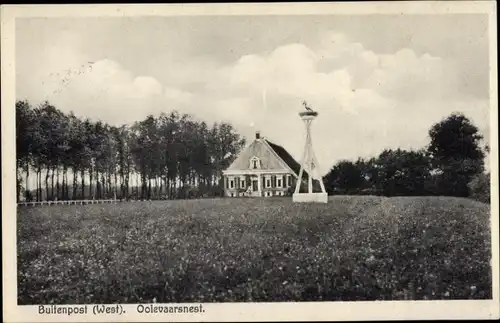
[
  {"x1": 16, "y1": 101, "x2": 490, "y2": 203},
  {"x1": 324, "y1": 113, "x2": 490, "y2": 203},
  {"x1": 16, "y1": 100, "x2": 246, "y2": 202}
]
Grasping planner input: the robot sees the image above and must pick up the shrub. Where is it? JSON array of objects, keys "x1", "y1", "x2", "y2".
[{"x1": 468, "y1": 172, "x2": 490, "y2": 204}]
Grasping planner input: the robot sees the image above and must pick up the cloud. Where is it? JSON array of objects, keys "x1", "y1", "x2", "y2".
[
  {"x1": 16, "y1": 29, "x2": 490, "y2": 175},
  {"x1": 207, "y1": 32, "x2": 490, "y2": 174}
]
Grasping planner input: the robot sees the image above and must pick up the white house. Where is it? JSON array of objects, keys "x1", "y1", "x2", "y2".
[{"x1": 222, "y1": 132, "x2": 308, "y2": 197}]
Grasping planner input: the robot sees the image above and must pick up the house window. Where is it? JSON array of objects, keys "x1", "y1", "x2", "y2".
[
  {"x1": 240, "y1": 177, "x2": 246, "y2": 188},
  {"x1": 250, "y1": 156, "x2": 261, "y2": 169},
  {"x1": 250, "y1": 156, "x2": 260, "y2": 169},
  {"x1": 277, "y1": 175, "x2": 283, "y2": 188},
  {"x1": 230, "y1": 179, "x2": 234, "y2": 189},
  {"x1": 266, "y1": 179, "x2": 271, "y2": 188},
  {"x1": 287, "y1": 175, "x2": 292, "y2": 187}
]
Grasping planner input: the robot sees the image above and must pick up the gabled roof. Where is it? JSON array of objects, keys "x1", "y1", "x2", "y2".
[
  {"x1": 265, "y1": 140, "x2": 308, "y2": 178},
  {"x1": 224, "y1": 132, "x2": 308, "y2": 179}
]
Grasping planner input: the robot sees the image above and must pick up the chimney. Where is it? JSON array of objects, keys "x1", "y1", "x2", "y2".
[{"x1": 255, "y1": 131, "x2": 261, "y2": 140}]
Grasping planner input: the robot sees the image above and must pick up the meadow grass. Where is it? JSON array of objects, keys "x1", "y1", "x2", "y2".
[{"x1": 17, "y1": 196, "x2": 492, "y2": 304}]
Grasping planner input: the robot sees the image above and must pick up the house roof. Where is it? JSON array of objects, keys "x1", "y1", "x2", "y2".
[
  {"x1": 265, "y1": 140, "x2": 308, "y2": 178},
  {"x1": 224, "y1": 132, "x2": 309, "y2": 179}
]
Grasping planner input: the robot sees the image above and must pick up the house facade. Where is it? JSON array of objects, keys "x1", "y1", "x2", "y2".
[{"x1": 222, "y1": 132, "x2": 307, "y2": 197}]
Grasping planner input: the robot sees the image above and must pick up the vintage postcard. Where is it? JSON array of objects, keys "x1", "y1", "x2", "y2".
[{"x1": 1, "y1": 1, "x2": 499, "y2": 322}]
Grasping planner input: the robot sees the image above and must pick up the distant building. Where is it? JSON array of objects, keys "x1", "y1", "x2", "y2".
[{"x1": 222, "y1": 131, "x2": 307, "y2": 197}]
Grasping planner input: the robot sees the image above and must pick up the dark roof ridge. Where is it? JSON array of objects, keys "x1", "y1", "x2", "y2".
[{"x1": 265, "y1": 139, "x2": 308, "y2": 178}]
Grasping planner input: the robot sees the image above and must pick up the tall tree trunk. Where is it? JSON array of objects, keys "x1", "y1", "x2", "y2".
[
  {"x1": 102, "y1": 173, "x2": 106, "y2": 198},
  {"x1": 122, "y1": 169, "x2": 126, "y2": 200},
  {"x1": 37, "y1": 168, "x2": 41, "y2": 202},
  {"x1": 101, "y1": 174, "x2": 106, "y2": 199},
  {"x1": 119, "y1": 174, "x2": 123, "y2": 200},
  {"x1": 121, "y1": 174, "x2": 125, "y2": 200},
  {"x1": 45, "y1": 168, "x2": 50, "y2": 201},
  {"x1": 126, "y1": 173, "x2": 129, "y2": 199},
  {"x1": 138, "y1": 173, "x2": 142, "y2": 199},
  {"x1": 25, "y1": 165, "x2": 30, "y2": 201},
  {"x1": 62, "y1": 167, "x2": 67, "y2": 200},
  {"x1": 167, "y1": 177, "x2": 170, "y2": 199},
  {"x1": 126, "y1": 173, "x2": 130, "y2": 200},
  {"x1": 141, "y1": 173, "x2": 146, "y2": 200},
  {"x1": 171, "y1": 177, "x2": 174, "y2": 199},
  {"x1": 148, "y1": 177, "x2": 152, "y2": 200},
  {"x1": 36, "y1": 165, "x2": 42, "y2": 202},
  {"x1": 99, "y1": 173, "x2": 103, "y2": 199},
  {"x1": 107, "y1": 172, "x2": 111, "y2": 198},
  {"x1": 72, "y1": 169, "x2": 78, "y2": 200},
  {"x1": 80, "y1": 170, "x2": 85, "y2": 200},
  {"x1": 159, "y1": 177, "x2": 163, "y2": 199},
  {"x1": 67, "y1": 171, "x2": 70, "y2": 199},
  {"x1": 123, "y1": 173, "x2": 127, "y2": 199},
  {"x1": 174, "y1": 177, "x2": 178, "y2": 199},
  {"x1": 174, "y1": 177, "x2": 177, "y2": 199},
  {"x1": 131, "y1": 172, "x2": 135, "y2": 199},
  {"x1": 123, "y1": 174, "x2": 130, "y2": 201},
  {"x1": 96, "y1": 171, "x2": 100, "y2": 199},
  {"x1": 39, "y1": 169, "x2": 43, "y2": 201},
  {"x1": 67, "y1": 171, "x2": 70, "y2": 200},
  {"x1": 108, "y1": 172, "x2": 112, "y2": 199},
  {"x1": 152, "y1": 177, "x2": 155, "y2": 200},
  {"x1": 156, "y1": 178, "x2": 160, "y2": 199},
  {"x1": 89, "y1": 170, "x2": 94, "y2": 200},
  {"x1": 56, "y1": 167, "x2": 60, "y2": 200},
  {"x1": 51, "y1": 167, "x2": 55, "y2": 200},
  {"x1": 114, "y1": 171, "x2": 118, "y2": 200},
  {"x1": 124, "y1": 161, "x2": 129, "y2": 200},
  {"x1": 132, "y1": 173, "x2": 135, "y2": 199},
  {"x1": 122, "y1": 174, "x2": 126, "y2": 200},
  {"x1": 173, "y1": 178, "x2": 176, "y2": 199},
  {"x1": 127, "y1": 169, "x2": 130, "y2": 200},
  {"x1": 136, "y1": 172, "x2": 140, "y2": 199},
  {"x1": 65, "y1": 169, "x2": 69, "y2": 200},
  {"x1": 132, "y1": 172, "x2": 135, "y2": 199}
]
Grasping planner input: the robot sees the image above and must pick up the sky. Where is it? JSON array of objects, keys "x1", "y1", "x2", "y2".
[{"x1": 16, "y1": 14, "x2": 491, "y2": 175}]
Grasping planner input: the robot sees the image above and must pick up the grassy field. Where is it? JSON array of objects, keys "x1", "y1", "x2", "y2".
[{"x1": 17, "y1": 196, "x2": 492, "y2": 304}]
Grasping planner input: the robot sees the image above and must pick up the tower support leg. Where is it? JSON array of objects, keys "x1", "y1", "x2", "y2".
[{"x1": 293, "y1": 118, "x2": 328, "y2": 203}]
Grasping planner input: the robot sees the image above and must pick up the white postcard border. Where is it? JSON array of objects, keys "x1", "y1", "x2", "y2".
[{"x1": 1, "y1": 2, "x2": 499, "y2": 322}]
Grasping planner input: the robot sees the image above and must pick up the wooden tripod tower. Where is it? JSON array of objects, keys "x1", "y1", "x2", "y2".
[{"x1": 293, "y1": 101, "x2": 328, "y2": 203}]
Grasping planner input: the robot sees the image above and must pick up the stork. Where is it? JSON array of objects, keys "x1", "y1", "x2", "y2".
[{"x1": 302, "y1": 100, "x2": 313, "y2": 112}]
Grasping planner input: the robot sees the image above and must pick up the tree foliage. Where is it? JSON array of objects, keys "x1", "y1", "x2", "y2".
[
  {"x1": 15, "y1": 100, "x2": 245, "y2": 202},
  {"x1": 325, "y1": 149, "x2": 432, "y2": 196},
  {"x1": 324, "y1": 159, "x2": 366, "y2": 194},
  {"x1": 325, "y1": 113, "x2": 488, "y2": 199},
  {"x1": 427, "y1": 113, "x2": 485, "y2": 197}
]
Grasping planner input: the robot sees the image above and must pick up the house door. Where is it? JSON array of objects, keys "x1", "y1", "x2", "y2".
[{"x1": 252, "y1": 179, "x2": 258, "y2": 191}]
